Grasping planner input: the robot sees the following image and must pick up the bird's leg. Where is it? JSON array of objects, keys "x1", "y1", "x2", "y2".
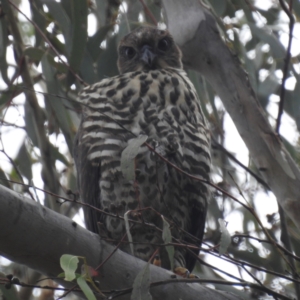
[{"x1": 173, "y1": 252, "x2": 199, "y2": 278}]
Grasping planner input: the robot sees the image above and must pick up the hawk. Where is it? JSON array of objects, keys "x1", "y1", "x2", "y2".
[{"x1": 74, "y1": 27, "x2": 211, "y2": 275}]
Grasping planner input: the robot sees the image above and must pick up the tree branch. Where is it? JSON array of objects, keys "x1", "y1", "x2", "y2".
[
  {"x1": 0, "y1": 185, "x2": 242, "y2": 300},
  {"x1": 162, "y1": 0, "x2": 300, "y2": 230}
]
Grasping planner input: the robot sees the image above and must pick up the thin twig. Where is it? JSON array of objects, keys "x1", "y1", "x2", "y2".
[
  {"x1": 207, "y1": 249, "x2": 300, "y2": 285},
  {"x1": 0, "y1": 148, "x2": 35, "y2": 200},
  {"x1": 139, "y1": 0, "x2": 158, "y2": 26},
  {"x1": 278, "y1": 205, "x2": 300, "y2": 297},
  {"x1": 101, "y1": 236, "x2": 300, "y2": 286},
  {"x1": 211, "y1": 137, "x2": 270, "y2": 189},
  {"x1": 233, "y1": 234, "x2": 300, "y2": 262},
  {"x1": 111, "y1": 277, "x2": 293, "y2": 300}
]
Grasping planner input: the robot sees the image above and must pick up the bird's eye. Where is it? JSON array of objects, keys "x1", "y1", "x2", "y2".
[
  {"x1": 158, "y1": 38, "x2": 170, "y2": 51},
  {"x1": 124, "y1": 47, "x2": 136, "y2": 59}
]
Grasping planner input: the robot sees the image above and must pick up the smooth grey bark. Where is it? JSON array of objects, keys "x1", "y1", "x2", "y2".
[
  {"x1": 0, "y1": 185, "x2": 242, "y2": 300},
  {"x1": 162, "y1": 0, "x2": 300, "y2": 229}
]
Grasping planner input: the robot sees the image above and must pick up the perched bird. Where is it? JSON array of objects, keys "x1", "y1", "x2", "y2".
[{"x1": 74, "y1": 26, "x2": 211, "y2": 275}]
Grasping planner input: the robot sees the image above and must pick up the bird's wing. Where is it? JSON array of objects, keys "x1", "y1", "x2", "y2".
[
  {"x1": 74, "y1": 115, "x2": 102, "y2": 234},
  {"x1": 185, "y1": 199, "x2": 208, "y2": 272},
  {"x1": 176, "y1": 72, "x2": 210, "y2": 272}
]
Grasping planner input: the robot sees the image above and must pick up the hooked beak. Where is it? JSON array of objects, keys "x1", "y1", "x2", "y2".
[{"x1": 140, "y1": 45, "x2": 156, "y2": 67}]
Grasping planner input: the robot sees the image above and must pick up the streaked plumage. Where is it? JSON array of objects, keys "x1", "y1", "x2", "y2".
[{"x1": 74, "y1": 27, "x2": 211, "y2": 273}]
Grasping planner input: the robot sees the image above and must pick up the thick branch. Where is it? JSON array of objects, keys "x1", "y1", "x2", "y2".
[
  {"x1": 0, "y1": 185, "x2": 242, "y2": 300},
  {"x1": 163, "y1": 0, "x2": 300, "y2": 229}
]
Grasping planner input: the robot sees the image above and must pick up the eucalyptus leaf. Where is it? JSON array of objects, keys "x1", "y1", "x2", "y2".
[
  {"x1": 67, "y1": 0, "x2": 88, "y2": 85},
  {"x1": 121, "y1": 135, "x2": 148, "y2": 181},
  {"x1": 87, "y1": 25, "x2": 112, "y2": 61},
  {"x1": 97, "y1": 34, "x2": 119, "y2": 80},
  {"x1": 24, "y1": 47, "x2": 45, "y2": 63},
  {"x1": 249, "y1": 24, "x2": 285, "y2": 61},
  {"x1": 14, "y1": 141, "x2": 32, "y2": 181},
  {"x1": 95, "y1": 0, "x2": 106, "y2": 27},
  {"x1": 80, "y1": 49, "x2": 97, "y2": 84},
  {"x1": 207, "y1": 0, "x2": 227, "y2": 16},
  {"x1": 41, "y1": 0, "x2": 72, "y2": 53},
  {"x1": 0, "y1": 17, "x2": 9, "y2": 85},
  {"x1": 131, "y1": 263, "x2": 152, "y2": 300},
  {"x1": 30, "y1": 0, "x2": 46, "y2": 48},
  {"x1": 60, "y1": 254, "x2": 79, "y2": 281},
  {"x1": 124, "y1": 211, "x2": 134, "y2": 255},
  {"x1": 0, "y1": 168, "x2": 10, "y2": 188},
  {"x1": 77, "y1": 276, "x2": 96, "y2": 300},
  {"x1": 24, "y1": 101, "x2": 39, "y2": 147},
  {"x1": 218, "y1": 219, "x2": 231, "y2": 256},
  {"x1": 41, "y1": 54, "x2": 75, "y2": 153}
]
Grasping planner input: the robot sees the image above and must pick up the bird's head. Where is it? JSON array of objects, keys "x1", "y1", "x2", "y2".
[{"x1": 117, "y1": 26, "x2": 183, "y2": 74}]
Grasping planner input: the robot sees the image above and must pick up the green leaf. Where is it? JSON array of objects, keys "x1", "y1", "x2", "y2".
[
  {"x1": 87, "y1": 25, "x2": 112, "y2": 61},
  {"x1": 57, "y1": 272, "x2": 66, "y2": 278},
  {"x1": 66, "y1": 0, "x2": 88, "y2": 85},
  {"x1": 257, "y1": 65, "x2": 279, "y2": 107},
  {"x1": 48, "y1": 59, "x2": 69, "y2": 74},
  {"x1": 0, "y1": 168, "x2": 10, "y2": 188},
  {"x1": 256, "y1": 7, "x2": 280, "y2": 25},
  {"x1": 42, "y1": 0, "x2": 72, "y2": 52},
  {"x1": 0, "y1": 90, "x2": 13, "y2": 107},
  {"x1": 249, "y1": 24, "x2": 286, "y2": 60},
  {"x1": 124, "y1": 211, "x2": 134, "y2": 255},
  {"x1": 218, "y1": 219, "x2": 231, "y2": 256},
  {"x1": 121, "y1": 135, "x2": 148, "y2": 181},
  {"x1": 97, "y1": 34, "x2": 119, "y2": 80},
  {"x1": 30, "y1": 0, "x2": 46, "y2": 48},
  {"x1": 24, "y1": 47, "x2": 45, "y2": 63},
  {"x1": 131, "y1": 263, "x2": 152, "y2": 300},
  {"x1": 258, "y1": 65, "x2": 279, "y2": 97},
  {"x1": 41, "y1": 54, "x2": 75, "y2": 153},
  {"x1": 94, "y1": 0, "x2": 107, "y2": 27},
  {"x1": 208, "y1": 0, "x2": 227, "y2": 15},
  {"x1": 77, "y1": 276, "x2": 96, "y2": 300},
  {"x1": 0, "y1": 15, "x2": 9, "y2": 85},
  {"x1": 80, "y1": 49, "x2": 97, "y2": 84},
  {"x1": 162, "y1": 216, "x2": 174, "y2": 271},
  {"x1": 234, "y1": 32, "x2": 258, "y2": 93},
  {"x1": 294, "y1": 0, "x2": 300, "y2": 19},
  {"x1": 50, "y1": 144, "x2": 70, "y2": 167},
  {"x1": 14, "y1": 140, "x2": 32, "y2": 181},
  {"x1": 24, "y1": 101, "x2": 40, "y2": 147},
  {"x1": 60, "y1": 254, "x2": 79, "y2": 281}
]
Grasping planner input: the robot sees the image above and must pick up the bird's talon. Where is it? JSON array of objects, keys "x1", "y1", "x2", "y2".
[
  {"x1": 174, "y1": 267, "x2": 190, "y2": 278},
  {"x1": 152, "y1": 254, "x2": 161, "y2": 267},
  {"x1": 174, "y1": 267, "x2": 197, "y2": 278}
]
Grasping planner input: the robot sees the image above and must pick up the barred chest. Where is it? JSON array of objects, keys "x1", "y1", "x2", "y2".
[{"x1": 79, "y1": 68, "x2": 211, "y2": 243}]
